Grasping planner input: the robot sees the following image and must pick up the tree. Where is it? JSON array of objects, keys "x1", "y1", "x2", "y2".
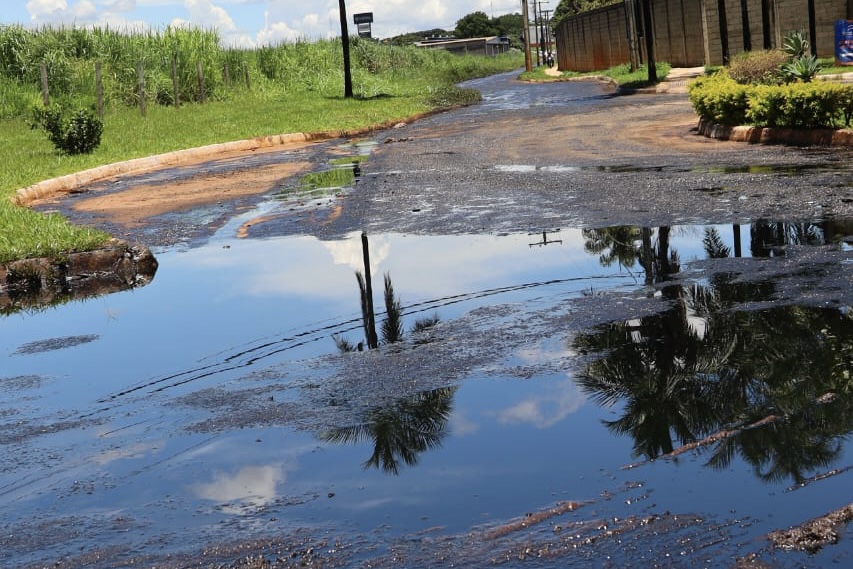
[
  {"x1": 455, "y1": 11, "x2": 496, "y2": 39},
  {"x1": 552, "y1": 0, "x2": 621, "y2": 27},
  {"x1": 338, "y1": 0, "x2": 353, "y2": 98}
]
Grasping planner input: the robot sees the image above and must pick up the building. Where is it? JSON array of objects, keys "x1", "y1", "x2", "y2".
[{"x1": 414, "y1": 36, "x2": 511, "y2": 56}]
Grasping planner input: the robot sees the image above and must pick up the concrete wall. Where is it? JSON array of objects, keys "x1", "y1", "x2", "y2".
[
  {"x1": 555, "y1": 0, "x2": 851, "y2": 71},
  {"x1": 555, "y1": 5, "x2": 631, "y2": 72},
  {"x1": 703, "y1": 0, "x2": 848, "y2": 64}
]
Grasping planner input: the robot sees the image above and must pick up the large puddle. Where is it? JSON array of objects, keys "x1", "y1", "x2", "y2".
[{"x1": 2, "y1": 219, "x2": 853, "y2": 567}]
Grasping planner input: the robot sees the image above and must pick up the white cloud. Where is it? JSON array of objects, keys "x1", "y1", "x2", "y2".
[
  {"x1": 26, "y1": 0, "x2": 98, "y2": 23},
  {"x1": 180, "y1": 0, "x2": 236, "y2": 31},
  {"x1": 194, "y1": 464, "x2": 285, "y2": 512}
]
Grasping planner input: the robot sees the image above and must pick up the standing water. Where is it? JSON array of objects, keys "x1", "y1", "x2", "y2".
[{"x1": 2, "y1": 218, "x2": 853, "y2": 567}]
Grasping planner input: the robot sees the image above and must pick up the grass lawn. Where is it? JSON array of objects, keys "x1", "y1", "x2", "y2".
[{"x1": 0, "y1": 54, "x2": 520, "y2": 263}]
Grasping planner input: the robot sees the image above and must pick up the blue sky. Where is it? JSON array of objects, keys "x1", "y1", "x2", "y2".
[{"x1": 6, "y1": 0, "x2": 523, "y2": 47}]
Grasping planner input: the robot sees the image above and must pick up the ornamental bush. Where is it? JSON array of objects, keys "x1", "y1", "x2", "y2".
[
  {"x1": 31, "y1": 104, "x2": 103, "y2": 154},
  {"x1": 728, "y1": 49, "x2": 788, "y2": 85},
  {"x1": 687, "y1": 71, "x2": 752, "y2": 125},
  {"x1": 689, "y1": 72, "x2": 853, "y2": 128}
]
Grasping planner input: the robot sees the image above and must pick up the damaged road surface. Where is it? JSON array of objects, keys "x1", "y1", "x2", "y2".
[{"x1": 4, "y1": 71, "x2": 853, "y2": 568}]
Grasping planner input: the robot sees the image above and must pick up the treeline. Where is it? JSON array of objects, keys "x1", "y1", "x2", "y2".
[
  {"x1": 552, "y1": 0, "x2": 622, "y2": 26},
  {"x1": 386, "y1": 12, "x2": 525, "y2": 48},
  {"x1": 0, "y1": 24, "x2": 519, "y2": 120}
]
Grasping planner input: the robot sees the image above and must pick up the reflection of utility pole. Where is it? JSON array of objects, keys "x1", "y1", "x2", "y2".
[
  {"x1": 521, "y1": 0, "x2": 533, "y2": 72},
  {"x1": 361, "y1": 232, "x2": 378, "y2": 349},
  {"x1": 529, "y1": 230, "x2": 563, "y2": 247},
  {"x1": 733, "y1": 224, "x2": 742, "y2": 258}
]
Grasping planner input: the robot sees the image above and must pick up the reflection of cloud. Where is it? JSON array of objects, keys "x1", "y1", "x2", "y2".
[
  {"x1": 184, "y1": 230, "x2": 595, "y2": 303},
  {"x1": 194, "y1": 464, "x2": 284, "y2": 511},
  {"x1": 94, "y1": 441, "x2": 160, "y2": 465},
  {"x1": 495, "y1": 379, "x2": 586, "y2": 429},
  {"x1": 450, "y1": 410, "x2": 479, "y2": 436},
  {"x1": 323, "y1": 232, "x2": 390, "y2": 275}
]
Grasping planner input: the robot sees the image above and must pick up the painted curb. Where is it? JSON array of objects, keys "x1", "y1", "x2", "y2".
[{"x1": 697, "y1": 118, "x2": 853, "y2": 147}]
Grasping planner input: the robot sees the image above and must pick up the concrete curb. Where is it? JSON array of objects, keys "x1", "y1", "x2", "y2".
[
  {"x1": 697, "y1": 117, "x2": 853, "y2": 147},
  {"x1": 12, "y1": 110, "x2": 443, "y2": 208},
  {"x1": 13, "y1": 131, "x2": 334, "y2": 207}
]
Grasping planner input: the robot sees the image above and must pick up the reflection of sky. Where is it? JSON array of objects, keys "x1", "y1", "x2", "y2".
[
  {"x1": 184, "y1": 230, "x2": 597, "y2": 304},
  {"x1": 0, "y1": 226, "x2": 740, "y2": 416},
  {"x1": 493, "y1": 378, "x2": 586, "y2": 429},
  {"x1": 193, "y1": 464, "x2": 285, "y2": 512},
  {"x1": 491, "y1": 339, "x2": 587, "y2": 428}
]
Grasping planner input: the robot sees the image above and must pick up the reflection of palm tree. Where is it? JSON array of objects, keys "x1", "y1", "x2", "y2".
[
  {"x1": 582, "y1": 226, "x2": 679, "y2": 285},
  {"x1": 582, "y1": 226, "x2": 642, "y2": 270},
  {"x1": 575, "y1": 287, "x2": 721, "y2": 458},
  {"x1": 321, "y1": 386, "x2": 457, "y2": 474},
  {"x1": 749, "y1": 221, "x2": 826, "y2": 257},
  {"x1": 573, "y1": 273, "x2": 853, "y2": 484}
]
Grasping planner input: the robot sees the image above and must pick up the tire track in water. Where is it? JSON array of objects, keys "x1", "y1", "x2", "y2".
[{"x1": 87, "y1": 272, "x2": 634, "y2": 414}]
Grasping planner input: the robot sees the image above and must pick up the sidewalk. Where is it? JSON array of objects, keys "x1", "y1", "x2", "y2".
[{"x1": 545, "y1": 64, "x2": 853, "y2": 94}]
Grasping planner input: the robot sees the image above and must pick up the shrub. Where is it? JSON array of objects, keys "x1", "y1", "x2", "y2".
[
  {"x1": 744, "y1": 85, "x2": 786, "y2": 127},
  {"x1": 688, "y1": 71, "x2": 752, "y2": 125},
  {"x1": 775, "y1": 82, "x2": 839, "y2": 128},
  {"x1": 779, "y1": 54, "x2": 821, "y2": 83},
  {"x1": 728, "y1": 49, "x2": 787, "y2": 85},
  {"x1": 692, "y1": 73, "x2": 852, "y2": 129},
  {"x1": 782, "y1": 30, "x2": 810, "y2": 59},
  {"x1": 32, "y1": 103, "x2": 103, "y2": 154},
  {"x1": 838, "y1": 87, "x2": 853, "y2": 127}
]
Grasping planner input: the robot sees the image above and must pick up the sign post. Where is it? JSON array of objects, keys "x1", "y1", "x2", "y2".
[
  {"x1": 836, "y1": 20, "x2": 853, "y2": 66},
  {"x1": 354, "y1": 12, "x2": 374, "y2": 39}
]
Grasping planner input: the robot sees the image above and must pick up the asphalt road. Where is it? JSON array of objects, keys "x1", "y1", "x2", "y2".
[
  {"x1": 41, "y1": 70, "x2": 853, "y2": 246},
  {"x1": 287, "y1": 71, "x2": 853, "y2": 241}
]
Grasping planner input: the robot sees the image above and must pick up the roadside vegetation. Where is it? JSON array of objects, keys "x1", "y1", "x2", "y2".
[
  {"x1": 519, "y1": 61, "x2": 671, "y2": 88},
  {"x1": 0, "y1": 25, "x2": 524, "y2": 263},
  {"x1": 688, "y1": 31, "x2": 853, "y2": 128}
]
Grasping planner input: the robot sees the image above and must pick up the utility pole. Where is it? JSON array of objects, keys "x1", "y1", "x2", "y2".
[
  {"x1": 641, "y1": 0, "x2": 657, "y2": 82},
  {"x1": 521, "y1": 0, "x2": 533, "y2": 72},
  {"x1": 535, "y1": 1, "x2": 550, "y2": 66},
  {"x1": 542, "y1": 8, "x2": 552, "y2": 61},
  {"x1": 338, "y1": 0, "x2": 353, "y2": 98},
  {"x1": 532, "y1": 0, "x2": 540, "y2": 66}
]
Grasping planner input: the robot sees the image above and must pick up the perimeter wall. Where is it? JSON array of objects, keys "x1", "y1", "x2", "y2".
[{"x1": 555, "y1": 0, "x2": 851, "y2": 71}]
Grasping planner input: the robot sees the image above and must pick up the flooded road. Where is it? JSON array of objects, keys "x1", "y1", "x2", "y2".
[{"x1": 5, "y1": 72, "x2": 853, "y2": 568}]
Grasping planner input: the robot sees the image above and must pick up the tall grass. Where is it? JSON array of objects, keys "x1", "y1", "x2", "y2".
[{"x1": 0, "y1": 25, "x2": 524, "y2": 262}]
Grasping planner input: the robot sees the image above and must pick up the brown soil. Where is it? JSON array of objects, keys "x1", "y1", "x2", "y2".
[{"x1": 69, "y1": 161, "x2": 311, "y2": 227}]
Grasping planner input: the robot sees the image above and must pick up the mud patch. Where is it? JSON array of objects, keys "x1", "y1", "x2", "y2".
[
  {"x1": 769, "y1": 504, "x2": 853, "y2": 553},
  {"x1": 13, "y1": 334, "x2": 99, "y2": 355},
  {"x1": 68, "y1": 161, "x2": 311, "y2": 228}
]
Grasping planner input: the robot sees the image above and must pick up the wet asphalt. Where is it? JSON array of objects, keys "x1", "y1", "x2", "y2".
[
  {"x1": 43, "y1": 70, "x2": 853, "y2": 246},
  {"x1": 274, "y1": 71, "x2": 853, "y2": 241}
]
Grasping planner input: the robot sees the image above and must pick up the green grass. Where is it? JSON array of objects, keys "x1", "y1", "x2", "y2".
[
  {"x1": 601, "y1": 62, "x2": 672, "y2": 88},
  {"x1": 518, "y1": 66, "x2": 579, "y2": 81},
  {"x1": 818, "y1": 58, "x2": 853, "y2": 76},
  {"x1": 0, "y1": 28, "x2": 523, "y2": 263},
  {"x1": 0, "y1": 205, "x2": 109, "y2": 263},
  {"x1": 519, "y1": 62, "x2": 671, "y2": 87}
]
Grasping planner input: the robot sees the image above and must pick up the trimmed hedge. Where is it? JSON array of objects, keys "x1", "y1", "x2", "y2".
[{"x1": 688, "y1": 71, "x2": 853, "y2": 128}]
